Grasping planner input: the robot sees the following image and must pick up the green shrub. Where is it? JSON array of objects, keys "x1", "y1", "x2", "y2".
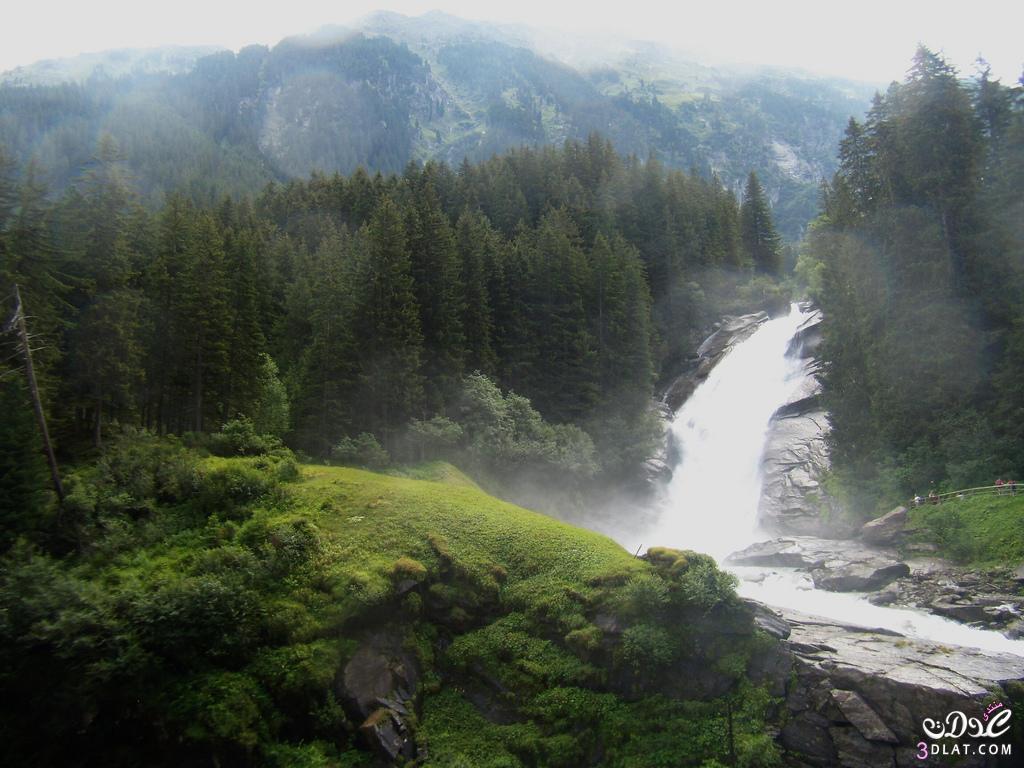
[
  {"x1": 332, "y1": 433, "x2": 390, "y2": 469},
  {"x1": 408, "y1": 416, "x2": 463, "y2": 459},
  {"x1": 210, "y1": 417, "x2": 281, "y2": 457},
  {"x1": 619, "y1": 623, "x2": 675, "y2": 673},
  {"x1": 194, "y1": 462, "x2": 274, "y2": 519}
]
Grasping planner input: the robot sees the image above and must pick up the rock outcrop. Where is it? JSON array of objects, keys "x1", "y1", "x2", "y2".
[
  {"x1": 860, "y1": 506, "x2": 909, "y2": 546},
  {"x1": 662, "y1": 312, "x2": 768, "y2": 412},
  {"x1": 338, "y1": 631, "x2": 421, "y2": 762},
  {"x1": 728, "y1": 536, "x2": 912, "y2": 593},
  {"x1": 748, "y1": 601, "x2": 1024, "y2": 767},
  {"x1": 756, "y1": 308, "x2": 854, "y2": 538}
]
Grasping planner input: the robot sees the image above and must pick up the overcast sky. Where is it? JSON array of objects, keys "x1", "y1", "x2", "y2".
[{"x1": 4, "y1": 0, "x2": 1021, "y2": 84}]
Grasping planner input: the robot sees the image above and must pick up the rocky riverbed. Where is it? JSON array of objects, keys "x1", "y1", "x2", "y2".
[{"x1": 727, "y1": 533, "x2": 1024, "y2": 636}]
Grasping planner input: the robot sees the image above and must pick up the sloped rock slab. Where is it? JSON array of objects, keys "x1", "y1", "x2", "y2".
[
  {"x1": 774, "y1": 606, "x2": 1024, "y2": 767},
  {"x1": 663, "y1": 312, "x2": 768, "y2": 412},
  {"x1": 812, "y1": 561, "x2": 910, "y2": 592}
]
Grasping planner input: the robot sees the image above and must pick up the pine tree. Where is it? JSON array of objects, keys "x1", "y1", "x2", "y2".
[
  {"x1": 455, "y1": 210, "x2": 498, "y2": 377},
  {"x1": 0, "y1": 378, "x2": 51, "y2": 545},
  {"x1": 180, "y1": 212, "x2": 231, "y2": 432},
  {"x1": 287, "y1": 224, "x2": 360, "y2": 454},
  {"x1": 529, "y1": 209, "x2": 598, "y2": 422},
  {"x1": 352, "y1": 198, "x2": 424, "y2": 448},
  {"x1": 68, "y1": 136, "x2": 144, "y2": 445},
  {"x1": 405, "y1": 179, "x2": 465, "y2": 409},
  {"x1": 740, "y1": 171, "x2": 782, "y2": 274}
]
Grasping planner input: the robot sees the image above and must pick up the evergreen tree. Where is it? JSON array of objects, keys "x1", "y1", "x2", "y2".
[
  {"x1": 740, "y1": 172, "x2": 782, "y2": 274},
  {"x1": 352, "y1": 198, "x2": 424, "y2": 448},
  {"x1": 405, "y1": 179, "x2": 465, "y2": 408},
  {"x1": 68, "y1": 136, "x2": 144, "y2": 445},
  {"x1": 0, "y1": 378, "x2": 50, "y2": 545},
  {"x1": 455, "y1": 209, "x2": 497, "y2": 377},
  {"x1": 287, "y1": 225, "x2": 360, "y2": 454}
]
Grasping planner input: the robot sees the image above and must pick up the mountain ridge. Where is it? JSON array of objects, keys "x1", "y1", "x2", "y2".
[{"x1": 0, "y1": 12, "x2": 876, "y2": 237}]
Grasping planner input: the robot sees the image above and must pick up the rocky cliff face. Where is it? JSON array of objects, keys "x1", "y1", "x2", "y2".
[
  {"x1": 748, "y1": 601, "x2": 1024, "y2": 767},
  {"x1": 662, "y1": 312, "x2": 769, "y2": 413},
  {"x1": 756, "y1": 307, "x2": 854, "y2": 537}
]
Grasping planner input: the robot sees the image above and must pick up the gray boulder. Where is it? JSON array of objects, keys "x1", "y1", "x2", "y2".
[
  {"x1": 860, "y1": 507, "x2": 908, "y2": 546},
  {"x1": 812, "y1": 561, "x2": 911, "y2": 592}
]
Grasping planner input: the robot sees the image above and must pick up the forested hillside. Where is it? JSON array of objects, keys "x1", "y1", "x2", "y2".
[
  {"x1": 802, "y1": 47, "x2": 1024, "y2": 513},
  {"x1": 1, "y1": 133, "x2": 785, "y2": 520},
  {"x1": 0, "y1": 13, "x2": 872, "y2": 239}
]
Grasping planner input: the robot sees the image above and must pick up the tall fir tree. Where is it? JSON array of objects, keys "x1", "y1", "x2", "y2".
[
  {"x1": 352, "y1": 197, "x2": 424, "y2": 448},
  {"x1": 740, "y1": 171, "x2": 782, "y2": 274}
]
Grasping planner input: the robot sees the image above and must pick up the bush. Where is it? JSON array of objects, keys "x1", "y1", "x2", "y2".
[
  {"x1": 619, "y1": 624, "x2": 675, "y2": 673},
  {"x1": 332, "y1": 433, "x2": 390, "y2": 469},
  {"x1": 408, "y1": 416, "x2": 463, "y2": 460},
  {"x1": 194, "y1": 463, "x2": 274, "y2": 519},
  {"x1": 210, "y1": 417, "x2": 281, "y2": 457}
]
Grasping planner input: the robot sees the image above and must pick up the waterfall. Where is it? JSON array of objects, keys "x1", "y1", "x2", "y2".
[
  {"x1": 659, "y1": 304, "x2": 810, "y2": 558},
  {"x1": 648, "y1": 302, "x2": 1024, "y2": 657}
]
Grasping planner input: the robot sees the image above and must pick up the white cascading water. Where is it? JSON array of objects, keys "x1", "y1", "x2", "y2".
[
  {"x1": 655, "y1": 302, "x2": 1024, "y2": 657},
  {"x1": 659, "y1": 306, "x2": 809, "y2": 559}
]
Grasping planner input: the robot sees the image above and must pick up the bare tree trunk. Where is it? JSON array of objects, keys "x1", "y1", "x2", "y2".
[{"x1": 10, "y1": 285, "x2": 65, "y2": 502}]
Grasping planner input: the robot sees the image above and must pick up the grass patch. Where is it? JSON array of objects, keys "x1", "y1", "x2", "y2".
[{"x1": 906, "y1": 493, "x2": 1024, "y2": 565}]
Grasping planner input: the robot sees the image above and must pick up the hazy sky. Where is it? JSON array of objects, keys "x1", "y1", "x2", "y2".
[{"x1": 4, "y1": 0, "x2": 1021, "y2": 84}]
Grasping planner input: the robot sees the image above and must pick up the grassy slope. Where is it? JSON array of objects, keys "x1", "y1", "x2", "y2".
[
  {"x1": 906, "y1": 493, "x2": 1024, "y2": 566},
  {"x1": 2, "y1": 444, "x2": 780, "y2": 767}
]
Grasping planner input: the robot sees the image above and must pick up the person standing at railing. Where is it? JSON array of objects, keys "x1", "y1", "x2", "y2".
[
  {"x1": 1011, "y1": 479, "x2": 1018, "y2": 496},
  {"x1": 996, "y1": 478, "x2": 1004, "y2": 495}
]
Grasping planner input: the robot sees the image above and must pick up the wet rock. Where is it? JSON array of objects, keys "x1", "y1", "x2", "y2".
[
  {"x1": 757, "y1": 407, "x2": 849, "y2": 537},
  {"x1": 1004, "y1": 619, "x2": 1024, "y2": 639},
  {"x1": 786, "y1": 308, "x2": 824, "y2": 358},
  {"x1": 696, "y1": 312, "x2": 769, "y2": 360},
  {"x1": 662, "y1": 313, "x2": 768, "y2": 412},
  {"x1": 812, "y1": 561, "x2": 910, "y2": 592},
  {"x1": 746, "y1": 600, "x2": 792, "y2": 640},
  {"x1": 359, "y1": 707, "x2": 416, "y2": 762},
  {"x1": 640, "y1": 458, "x2": 672, "y2": 484},
  {"x1": 773, "y1": 605, "x2": 1024, "y2": 767},
  {"x1": 928, "y1": 596, "x2": 1011, "y2": 624},
  {"x1": 726, "y1": 538, "x2": 823, "y2": 568},
  {"x1": 728, "y1": 537, "x2": 909, "y2": 595},
  {"x1": 860, "y1": 506, "x2": 908, "y2": 546},
  {"x1": 866, "y1": 589, "x2": 898, "y2": 606},
  {"x1": 883, "y1": 563, "x2": 1024, "y2": 630}
]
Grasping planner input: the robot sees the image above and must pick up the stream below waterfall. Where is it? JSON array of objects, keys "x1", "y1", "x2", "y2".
[{"x1": 628, "y1": 303, "x2": 1024, "y2": 657}]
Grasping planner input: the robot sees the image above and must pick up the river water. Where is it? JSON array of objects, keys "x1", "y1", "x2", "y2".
[{"x1": 640, "y1": 303, "x2": 1024, "y2": 657}]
